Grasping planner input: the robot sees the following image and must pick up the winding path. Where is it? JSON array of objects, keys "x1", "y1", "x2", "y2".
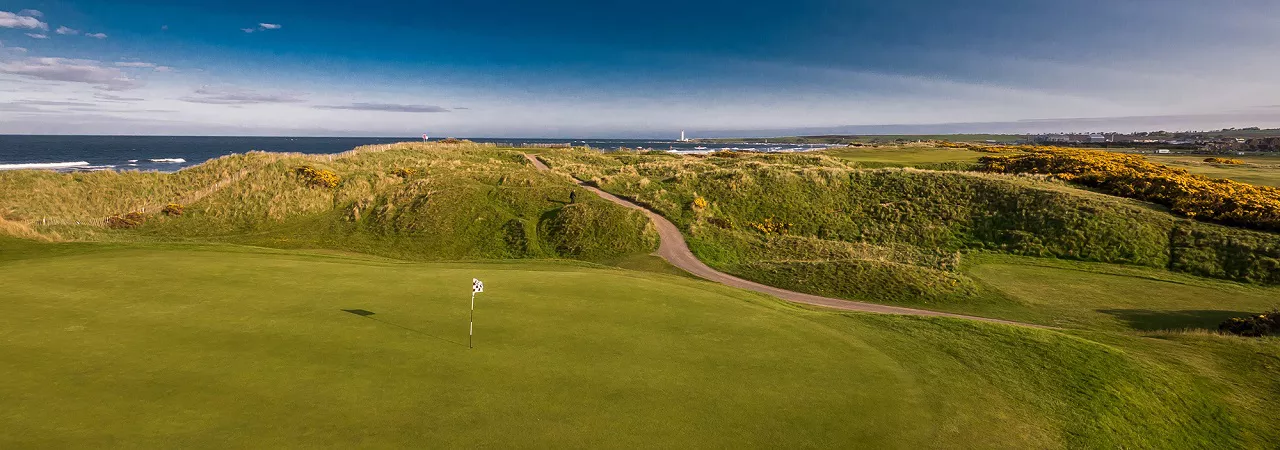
[{"x1": 524, "y1": 154, "x2": 1042, "y2": 329}]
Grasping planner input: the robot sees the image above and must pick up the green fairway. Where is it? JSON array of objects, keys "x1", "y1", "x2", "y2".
[
  {"x1": 960, "y1": 254, "x2": 1280, "y2": 332},
  {"x1": 3, "y1": 242, "x2": 1276, "y2": 447},
  {"x1": 817, "y1": 145, "x2": 983, "y2": 168},
  {"x1": 1145, "y1": 154, "x2": 1280, "y2": 187}
]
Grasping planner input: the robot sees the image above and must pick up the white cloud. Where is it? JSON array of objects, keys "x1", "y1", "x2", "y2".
[
  {"x1": 25, "y1": 33, "x2": 46, "y2": 39},
  {"x1": 243, "y1": 23, "x2": 281, "y2": 33},
  {"x1": 85, "y1": 32, "x2": 107, "y2": 39},
  {"x1": 180, "y1": 85, "x2": 306, "y2": 104},
  {"x1": 0, "y1": 10, "x2": 47, "y2": 30},
  {"x1": 113, "y1": 61, "x2": 175, "y2": 72},
  {"x1": 314, "y1": 102, "x2": 452, "y2": 113},
  {"x1": 17, "y1": 9, "x2": 42, "y2": 18},
  {"x1": 94, "y1": 92, "x2": 144, "y2": 102},
  {"x1": 0, "y1": 40, "x2": 27, "y2": 53},
  {"x1": 55, "y1": 26, "x2": 79, "y2": 35},
  {"x1": 0, "y1": 57, "x2": 141, "y2": 90}
]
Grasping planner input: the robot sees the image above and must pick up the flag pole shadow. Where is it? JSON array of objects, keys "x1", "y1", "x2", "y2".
[{"x1": 341, "y1": 309, "x2": 467, "y2": 347}]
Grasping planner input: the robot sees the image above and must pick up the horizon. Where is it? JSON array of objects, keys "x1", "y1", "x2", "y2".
[{"x1": 3, "y1": 1, "x2": 1280, "y2": 136}]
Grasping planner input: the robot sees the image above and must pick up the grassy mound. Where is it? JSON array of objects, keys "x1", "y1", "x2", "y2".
[
  {"x1": 539, "y1": 202, "x2": 657, "y2": 259},
  {"x1": 0, "y1": 241, "x2": 1275, "y2": 447},
  {"x1": 0, "y1": 143, "x2": 656, "y2": 263},
  {"x1": 540, "y1": 149, "x2": 1280, "y2": 291}
]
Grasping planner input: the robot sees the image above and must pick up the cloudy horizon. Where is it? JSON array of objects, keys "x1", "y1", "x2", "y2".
[{"x1": 3, "y1": 1, "x2": 1280, "y2": 138}]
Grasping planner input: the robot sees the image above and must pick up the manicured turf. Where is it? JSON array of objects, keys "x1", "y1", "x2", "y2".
[
  {"x1": 0, "y1": 244, "x2": 926, "y2": 447},
  {"x1": 3, "y1": 243, "x2": 1276, "y2": 447},
  {"x1": 1145, "y1": 154, "x2": 1280, "y2": 187},
  {"x1": 961, "y1": 254, "x2": 1280, "y2": 332}
]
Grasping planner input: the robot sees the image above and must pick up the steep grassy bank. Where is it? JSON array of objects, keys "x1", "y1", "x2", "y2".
[{"x1": 0, "y1": 143, "x2": 656, "y2": 263}]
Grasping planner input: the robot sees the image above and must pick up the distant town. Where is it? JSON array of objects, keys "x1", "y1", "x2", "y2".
[{"x1": 707, "y1": 127, "x2": 1280, "y2": 154}]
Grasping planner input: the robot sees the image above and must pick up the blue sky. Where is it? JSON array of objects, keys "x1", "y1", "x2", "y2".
[{"x1": 2, "y1": 0, "x2": 1280, "y2": 137}]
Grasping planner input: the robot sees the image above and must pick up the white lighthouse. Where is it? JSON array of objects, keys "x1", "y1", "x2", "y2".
[{"x1": 679, "y1": 130, "x2": 688, "y2": 142}]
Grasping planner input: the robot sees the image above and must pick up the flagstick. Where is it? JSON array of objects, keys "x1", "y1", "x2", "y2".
[{"x1": 469, "y1": 291, "x2": 475, "y2": 349}]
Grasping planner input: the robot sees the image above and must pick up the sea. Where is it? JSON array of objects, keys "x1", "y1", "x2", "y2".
[{"x1": 0, "y1": 135, "x2": 839, "y2": 172}]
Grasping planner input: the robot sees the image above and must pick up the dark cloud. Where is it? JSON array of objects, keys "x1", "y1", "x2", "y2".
[
  {"x1": 313, "y1": 102, "x2": 451, "y2": 113},
  {"x1": 180, "y1": 86, "x2": 306, "y2": 104}
]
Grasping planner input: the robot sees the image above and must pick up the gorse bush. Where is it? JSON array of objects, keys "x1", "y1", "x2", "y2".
[
  {"x1": 1203, "y1": 157, "x2": 1244, "y2": 165},
  {"x1": 391, "y1": 167, "x2": 417, "y2": 178},
  {"x1": 979, "y1": 147, "x2": 1280, "y2": 232},
  {"x1": 106, "y1": 212, "x2": 145, "y2": 229},
  {"x1": 294, "y1": 166, "x2": 341, "y2": 188},
  {"x1": 747, "y1": 217, "x2": 791, "y2": 235},
  {"x1": 161, "y1": 203, "x2": 184, "y2": 216},
  {"x1": 1218, "y1": 310, "x2": 1279, "y2": 337}
]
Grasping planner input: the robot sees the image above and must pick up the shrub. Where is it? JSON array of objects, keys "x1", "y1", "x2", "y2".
[
  {"x1": 979, "y1": 147, "x2": 1280, "y2": 232},
  {"x1": 438, "y1": 137, "x2": 469, "y2": 144},
  {"x1": 692, "y1": 196, "x2": 708, "y2": 209},
  {"x1": 1203, "y1": 157, "x2": 1244, "y2": 165},
  {"x1": 294, "y1": 166, "x2": 341, "y2": 188},
  {"x1": 161, "y1": 203, "x2": 184, "y2": 216},
  {"x1": 1218, "y1": 310, "x2": 1279, "y2": 337},
  {"x1": 106, "y1": 211, "x2": 146, "y2": 229},
  {"x1": 707, "y1": 217, "x2": 732, "y2": 229},
  {"x1": 748, "y1": 217, "x2": 791, "y2": 235},
  {"x1": 391, "y1": 168, "x2": 417, "y2": 178}
]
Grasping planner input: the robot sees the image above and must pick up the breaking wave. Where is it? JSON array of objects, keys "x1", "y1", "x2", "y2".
[{"x1": 0, "y1": 161, "x2": 91, "y2": 171}]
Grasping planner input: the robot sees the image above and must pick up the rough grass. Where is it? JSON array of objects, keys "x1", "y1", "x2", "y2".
[
  {"x1": 0, "y1": 143, "x2": 656, "y2": 263},
  {"x1": 818, "y1": 144, "x2": 985, "y2": 170},
  {"x1": 1, "y1": 241, "x2": 1276, "y2": 448},
  {"x1": 540, "y1": 148, "x2": 1280, "y2": 290}
]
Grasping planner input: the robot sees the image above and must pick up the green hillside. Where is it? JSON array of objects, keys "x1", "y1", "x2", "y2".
[
  {"x1": 0, "y1": 143, "x2": 656, "y2": 263},
  {"x1": 539, "y1": 149, "x2": 1280, "y2": 305}
]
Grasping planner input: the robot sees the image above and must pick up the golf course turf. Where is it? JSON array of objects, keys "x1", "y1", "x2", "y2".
[{"x1": 1, "y1": 242, "x2": 1277, "y2": 448}]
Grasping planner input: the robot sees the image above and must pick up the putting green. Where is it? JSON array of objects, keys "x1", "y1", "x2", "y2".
[{"x1": 0, "y1": 245, "x2": 933, "y2": 447}]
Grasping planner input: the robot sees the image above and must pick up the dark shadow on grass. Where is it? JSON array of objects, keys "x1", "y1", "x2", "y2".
[
  {"x1": 341, "y1": 309, "x2": 466, "y2": 347},
  {"x1": 1099, "y1": 309, "x2": 1253, "y2": 331}
]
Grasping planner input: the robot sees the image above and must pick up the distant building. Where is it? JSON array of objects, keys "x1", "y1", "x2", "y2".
[
  {"x1": 1088, "y1": 134, "x2": 1107, "y2": 143},
  {"x1": 1037, "y1": 135, "x2": 1071, "y2": 143},
  {"x1": 1156, "y1": 149, "x2": 1172, "y2": 154}
]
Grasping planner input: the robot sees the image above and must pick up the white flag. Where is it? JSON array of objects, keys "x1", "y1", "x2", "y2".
[{"x1": 472, "y1": 278, "x2": 484, "y2": 293}]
